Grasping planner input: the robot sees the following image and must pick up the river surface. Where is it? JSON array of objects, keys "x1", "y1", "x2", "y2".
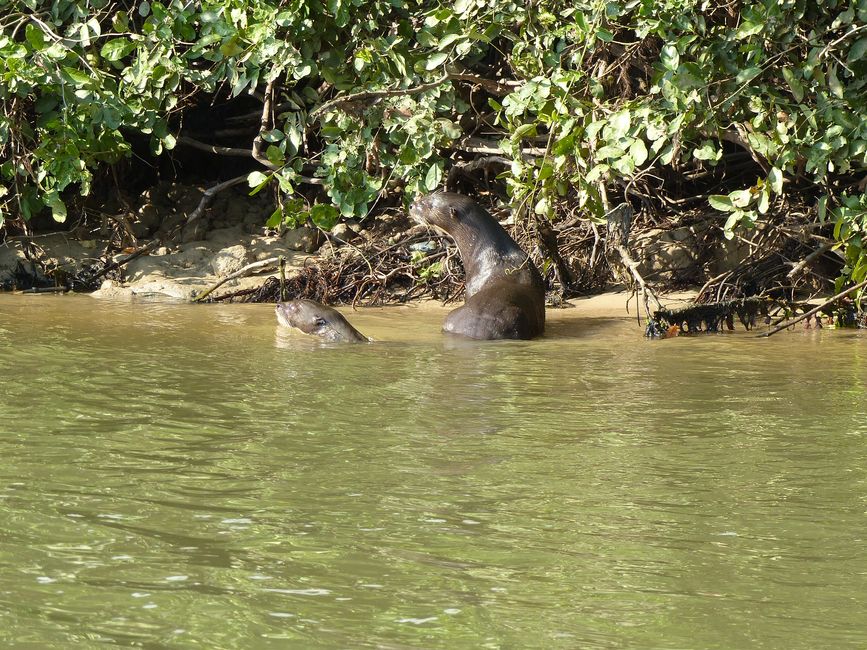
[{"x1": 1, "y1": 294, "x2": 866, "y2": 648}]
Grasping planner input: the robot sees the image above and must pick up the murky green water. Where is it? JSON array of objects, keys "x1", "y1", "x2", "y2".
[{"x1": 1, "y1": 294, "x2": 866, "y2": 648}]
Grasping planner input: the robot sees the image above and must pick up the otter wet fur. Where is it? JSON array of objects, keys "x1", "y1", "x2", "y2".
[
  {"x1": 410, "y1": 192, "x2": 546, "y2": 340},
  {"x1": 275, "y1": 300, "x2": 368, "y2": 343}
]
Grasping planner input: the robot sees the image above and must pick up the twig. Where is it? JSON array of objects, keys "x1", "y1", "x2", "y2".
[
  {"x1": 787, "y1": 240, "x2": 835, "y2": 278},
  {"x1": 454, "y1": 136, "x2": 546, "y2": 157},
  {"x1": 192, "y1": 257, "x2": 281, "y2": 303},
  {"x1": 88, "y1": 238, "x2": 162, "y2": 282},
  {"x1": 760, "y1": 278, "x2": 867, "y2": 338}
]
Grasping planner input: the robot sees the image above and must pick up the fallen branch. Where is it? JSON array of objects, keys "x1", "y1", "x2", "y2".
[
  {"x1": 760, "y1": 278, "x2": 867, "y2": 337},
  {"x1": 192, "y1": 257, "x2": 281, "y2": 303}
]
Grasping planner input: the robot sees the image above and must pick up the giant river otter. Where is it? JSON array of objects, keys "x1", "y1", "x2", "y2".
[
  {"x1": 275, "y1": 300, "x2": 368, "y2": 343},
  {"x1": 410, "y1": 192, "x2": 545, "y2": 340}
]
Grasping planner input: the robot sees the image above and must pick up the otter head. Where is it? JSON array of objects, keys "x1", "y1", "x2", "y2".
[
  {"x1": 275, "y1": 300, "x2": 367, "y2": 343},
  {"x1": 409, "y1": 192, "x2": 473, "y2": 231}
]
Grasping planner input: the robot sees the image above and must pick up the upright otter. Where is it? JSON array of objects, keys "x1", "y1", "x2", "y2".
[
  {"x1": 410, "y1": 192, "x2": 545, "y2": 340},
  {"x1": 275, "y1": 300, "x2": 368, "y2": 343}
]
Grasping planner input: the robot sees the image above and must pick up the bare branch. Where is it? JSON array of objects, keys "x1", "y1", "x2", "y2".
[
  {"x1": 177, "y1": 136, "x2": 252, "y2": 158},
  {"x1": 252, "y1": 79, "x2": 279, "y2": 171}
]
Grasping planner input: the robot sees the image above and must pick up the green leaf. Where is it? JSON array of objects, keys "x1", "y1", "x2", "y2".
[
  {"x1": 818, "y1": 195, "x2": 828, "y2": 223},
  {"x1": 730, "y1": 189, "x2": 753, "y2": 208},
  {"x1": 424, "y1": 162, "x2": 443, "y2": 191},
  {"x1": 768, "y1": 167, "x2": 783, "y2": 194},
  {"x1": 247, "y1": 170, "x2": 270, "y2": 193},
  {"x1": 44, "y1": 192, "x2": 67, "y2": 223},
  {"x1": 25, "y1": 23, "x2": 45, "y2": 50},
  {"x1": 595, "y1": 144, "x2": 625, "y2": 159},
  {"x1": 265, "y1": 207, "x2": 283, "y2": 228},
  {"x1": 723, "y1": 212, "x2": 742, "y2": 239},
  {"x1": 757, "y1": 187, "x2": 770, "y2": 214},
  {"x1": 101, "y1": 38, "x2": 136, "y2": 62},
  {"x1": 709, "y1": 194, "x2": 735, "y2": 212},
  {"x1": 735, "y1": 20, "x2": 764, "y2": 39},
  {"x1": 828, "y1": 64, "x2": 844, "y2": 98},
  {"x1": 266, "y1": 145, "x2": 285, "y2": 167},
  {"x1": 693, "y1": 141, "x2": 722, "y2": 162},
  {"x1": 277, "y1": 173, "x2": 294, "y2": 194},
  {"x1": 424, "y1": 51, "x2": 449, "y2": 70},
  {"x1": 62, "y1": 67, "x2": 92, "y2": 87},
  {"x1": 512, "y1": 123, "x2": 537, "y2": 141},
  {"x1": 660, "y1": 44, "x2": 679, "y2": 71},
  {"x1": 629, "y1": 139, "x2": 648, "y2": 166},
  {"x1": 437, "y1": 32, "x2": 463, "y2": 50},
  {"x1": 608, "y1": 110, "x2": 631, "y2": 138},
  {"x1": 221, "y1": 36, "x2": 244, "y2": 58},
  {"x1": 310, "y1": 203, "x2": 339, "y2": 229},
  {"x1": 848, "y1": 37, "x2": 867, "y2": 63},
  {"x1": 585, "y1": 164, "x2": 609, "y2": 183},
  {"x1": 735, "y1": 67, "x2": 762, "y2": 85}
]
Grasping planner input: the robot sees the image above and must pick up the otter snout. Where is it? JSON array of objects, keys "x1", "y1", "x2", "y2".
[
  {"x1": 409, "y1": 195, "x2": 432, "y2": 225},
  {"x1": 275, "y1": 302, "x2": 299, "y2": 329}
]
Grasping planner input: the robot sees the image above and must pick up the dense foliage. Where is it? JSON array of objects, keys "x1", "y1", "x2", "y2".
[{"x1": 3, "y1": 0, "x2": 867, "y2": 287}]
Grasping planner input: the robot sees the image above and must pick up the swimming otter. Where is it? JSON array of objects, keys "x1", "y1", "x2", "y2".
[
  {"x1": 275, "y1": 300, "x2": 368, "y2": 343},
  {"x1": 409, "y1": 192, "x2": 545, "y2": 340}
]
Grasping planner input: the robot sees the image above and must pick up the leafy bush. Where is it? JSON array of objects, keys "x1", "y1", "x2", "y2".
[{"x1": 3, "y1": 0, "x2": 867, "y2": 287}]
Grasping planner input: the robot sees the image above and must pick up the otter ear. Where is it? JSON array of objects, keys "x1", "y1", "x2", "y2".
[{"x1": 450, "y1": 207, "x2": 458, "y2": 219}]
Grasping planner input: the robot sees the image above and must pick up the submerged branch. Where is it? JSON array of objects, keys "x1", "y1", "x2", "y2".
[{"x1": 760, "y1": 278, "x2": 867, "y2": 338}]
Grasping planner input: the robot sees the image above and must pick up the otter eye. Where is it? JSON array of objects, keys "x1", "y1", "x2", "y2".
[{"x1": 315, "y1": 318, "x2": 327, "y2": 327}]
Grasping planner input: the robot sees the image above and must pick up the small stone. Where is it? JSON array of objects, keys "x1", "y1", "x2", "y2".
[
  {"x1": 210, "y1": 244, "x2": 251, "y2": 277},
  {"x1": 330, "y1": 222, "x2": 361, "y2": 243},
  {"x1": 284, "y1": 226, "x2": 324, "y2": 253}
]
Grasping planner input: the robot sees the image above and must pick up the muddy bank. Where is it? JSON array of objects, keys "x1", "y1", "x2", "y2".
[
  {"x1": 0, "y1": 181, "x2": 813, "y2": 314},
  {"x1": 0, "y1": 182, "x2": 332, "y2": 301}
]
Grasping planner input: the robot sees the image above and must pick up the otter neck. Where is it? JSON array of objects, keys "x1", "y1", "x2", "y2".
[{"x1": 448, "y1": 216, "x2": 530, "y2": 298}]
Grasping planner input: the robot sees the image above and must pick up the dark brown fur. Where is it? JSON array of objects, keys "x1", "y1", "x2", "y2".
[
  {"x1": 275, "y1": 300, "x2": 368, "y2": 343},
  {"x1": 410, "y1": 192, "x2": 545, "y2": 340}
]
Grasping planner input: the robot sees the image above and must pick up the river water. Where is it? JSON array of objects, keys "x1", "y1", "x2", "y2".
[{"x1": 1, "y1": 294, "x2": 866, "y2": 648}]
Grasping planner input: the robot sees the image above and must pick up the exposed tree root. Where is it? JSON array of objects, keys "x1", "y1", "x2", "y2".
[{"x1": 204, "y1": 228, "x2": 467, "y2": 306}]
